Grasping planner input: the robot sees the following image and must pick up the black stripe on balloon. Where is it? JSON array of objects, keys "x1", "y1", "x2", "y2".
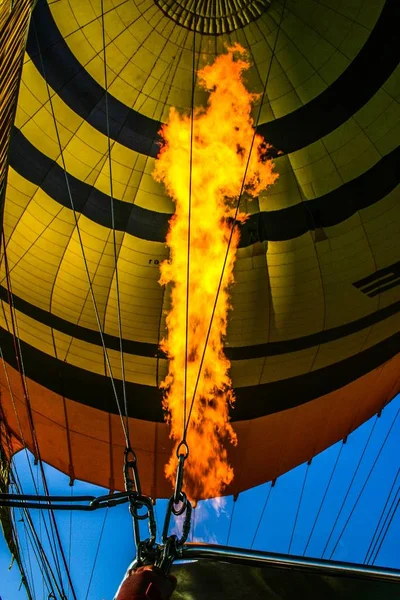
[
  {"x1": 26, "y1": 0, "x2": 400, "y2": 158},
  {"x1": 258, "y1": 0, "x2": 400, "y2": 155},
  {"x1": 9, "y1": 128, "x2": 400, "y2": 245},
  {"x1": 0, "y1": 325, "x2": 398, "y2": 422},
  {"x1": 0, "y1": 282, "x2": 398, "y2": 360},
  {"x1": 27, "y1": 0, "x2": 160, "y2": 157},
  {"x1": 9, "y1": 129, "x2": 169, "y2": 243}
]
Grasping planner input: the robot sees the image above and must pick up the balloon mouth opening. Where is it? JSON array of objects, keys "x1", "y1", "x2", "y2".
[{"x1": 152, "y1": 0, "x2": 272, "y2": 34}]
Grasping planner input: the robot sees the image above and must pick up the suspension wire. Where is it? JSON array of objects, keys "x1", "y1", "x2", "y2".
[
  {"x1": 371, "y1": 489, "x2": 400, "y2": 565},
  {"x1": 21, "y1": 506, "x2": 37, "y2": 600},
  {"x1": 288, "y1": 461, "x2": 311, "y2": 555},
  {"x1": 84, "y1": 508, "x2": 109, "y2": 600},
  {"x1": 35, "y1": 459, "x2": 45, "y2": 599},
  {"x1": 183, "y1": 14, "x2": 197, "y2": 439},
  {"x1": 19, "y1": 508, "x2": 59, "y2": 600},
  {"x1": 0, "y1": 345, "x2": 67, "y2": 592},
  {"x1": 15, "y1": 506, "x2": 53, "y2": 599},
  {"x1": 225, "y1": 497, "x2": 237, "y2": 546},
  {"x1": 251, "y1": 483, "x2": 274, "y2": 549},
  {"x1": 328, "y1": 407, "x2": 400, "y2": 560},
  {"x1": 32, "y1": 22, "x2": 130, "y2": 449},
  {"x1": 100, "y1": 0, "x2": 130, "y2": 447},
  {"x1": 1, "y1": 244, "x2": 72, "y2": 599},
  {"x1": 12, "y1": 466, "x2": 62, "y2": 596},
  {"x1": 303, "y1": 441, "x2": 344, "y2": 556},
  {"x1": 11, "y1": 468, "x2": 60, "y2": 599},
  {"x1": 67, "y1": 485, "x2": 73, "y2": 600},
  {"x1": 190, "y1": 504, "x2": 196, "y2": 542},
  {"x1": 364, "y1": 468, "x2": 400, "y2": 564},
  {"x1": 321, "y1": 414, "x2": 379, "y2": 558},
  {"x1": 9, "y1": 502, "x2": 36, "y2": 600},
  {"x1": 183, "y1": 0, "x2": 288, "y2": 439},
  {"x1": 0, "y1": 340, "x2": 66, "y2": 593}
]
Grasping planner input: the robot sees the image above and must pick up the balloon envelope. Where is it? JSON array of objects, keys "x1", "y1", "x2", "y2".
[{"x1": 0, "y1": 0, "x2": 399, "y2": 498}]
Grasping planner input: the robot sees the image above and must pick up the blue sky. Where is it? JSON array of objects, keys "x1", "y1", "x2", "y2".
[{"x1": 1, "y1": 393, "x2": 399, "y2": 599}]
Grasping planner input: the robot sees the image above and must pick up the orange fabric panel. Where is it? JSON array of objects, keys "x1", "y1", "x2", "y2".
[{"x1": 0, "y1": 354, "x2": 399, "y2": 498}]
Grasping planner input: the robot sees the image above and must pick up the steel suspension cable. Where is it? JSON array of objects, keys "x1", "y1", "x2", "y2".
[
  {"x1": 1, "y1": 244, "x2": 73, "y2": 599},
  {"x1": 321, "y1": 415, "x2": 379, "y2": 558},
  {"x1": 84, "y1": 508, "x2": 109, "y2": 600},
  {"x1": 371, "y1": 490, "x2": 400, "y2": 565},
  {"x1": 288, "y1": 461, "x2": 311, "y2": 554},
  {"x1": 11, "y1": 469, "x2": 61, "y2": 599},
  {"x1": 100, "y1": 0, "x2": 130, "y2": 447},
  {"x1": 225, "y1": 496, "x2": 237, "y2": 546},
  {"x1": 0, "y1": 346, "x2": 67, "y2": 597},
  {"x1": 328, "y1": 407, "x2": 400, "y2": 560},
  {"x1": 32, "y1": 22, "x2": 130, "y2": 448},
  {"x1": 303, "y1": 441, "x2": 344, "y2": 556},
  {"x1": 183, "y1": 11, "x2": 197, "y2": 439},
  {"x1": 364, "y1": 467, "x2": 400, "y2": 564},
  {"x1": 0, "y1": 291, "x2": 67, "y2": 594},
  {"x1": 251, "y1": 483, "x2": 274, "y2": 549},
  {"x1": 183, "y1": 0, "x2": 288, "y2": 439}
]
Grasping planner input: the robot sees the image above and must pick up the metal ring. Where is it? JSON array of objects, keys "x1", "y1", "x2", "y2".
[
  {"x1": 130, "y1": 501, "x2": 150, "y2": 521},
  {"x1": 124, "y1": 446, "x2": 137, "y2": 463},
  {"x1": 176, "y1": 440, "x2": 189, "y2": 459},
  {"x1": 172, "y1": 491, "x2": 188, "y2": 517}
]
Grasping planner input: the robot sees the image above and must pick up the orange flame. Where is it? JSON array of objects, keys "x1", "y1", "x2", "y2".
[{"x1": 153, "y1": 44, "x2": 278, "y2": 499}]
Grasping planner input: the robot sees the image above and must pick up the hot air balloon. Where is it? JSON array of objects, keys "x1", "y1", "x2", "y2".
[{"x1": 0, "y1": 0, "x2": 399, "y2": 598}]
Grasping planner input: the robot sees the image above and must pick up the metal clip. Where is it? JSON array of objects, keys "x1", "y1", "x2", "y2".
[
  {"x1": 90, "y1": 491, "x2": 136, "y2": 510},
  {"x1": 162, "y1": 494, "x2": 192, "y2": 547},
  {"x1": 173, "y1": 453, "x2": 186, "y2": 508},
  {"x1": 157, "y1": 535, "x2": 179, "y2": 575},
  {"x1": 129, "y1": 493, "x2": 158, "y2": 567},
  {"x1": 124, "y1": 447, "x2": 141, "y2": 495}
]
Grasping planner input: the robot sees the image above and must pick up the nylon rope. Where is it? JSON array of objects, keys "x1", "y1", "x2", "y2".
[
  {"x1": 225, "y1": 501, "x2": 236, "y2": 546},
  {"x1": 9, "y1": 501, "x2": 36, "y2": 600}
]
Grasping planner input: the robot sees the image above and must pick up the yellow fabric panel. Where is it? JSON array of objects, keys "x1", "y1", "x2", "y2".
[
  {"x1": 47, "y1": 0, "x2": 378, "y2": 123},
  {"x1": 357, "y1": 0, "x2": 386, "y2": 30},
  {"x1": 0, "y1": 303, "x2": 56, "y2": 358},
  {"x1": 2, "y1": 291, "x2": 397, "y2": 389},
  {"x1": 360, "y1": 185, "x2": 398, "y2": 223},
  {"x1": 1, "y1": 186, "x2": 166, "y2": 341},
  {"x1": 257, "y1": 347, "x2": 319, "y2": 385},
  {"x1": 12, "y1": 0, "x2": 395, "y2": 231},
  {"x1": 229, "y1": 256, "x2": 271, "y2": 346},
  {"x1": 258, "y1": 156, "x2": 302, "y2": 211},
  {"x1": 16, "y1": 60, "x2": 172, "y2": 209},
  {"x1": 0, "y1": 300, "x2": 167, "y2": 386}
]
